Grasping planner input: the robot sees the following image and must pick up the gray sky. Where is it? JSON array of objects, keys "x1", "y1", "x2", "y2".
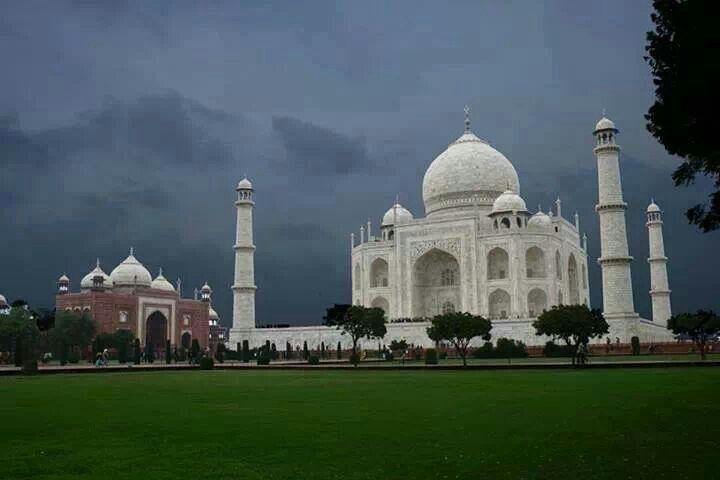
[{"x1": 1, "y1": 0, "x2": 717, "y2": 325}]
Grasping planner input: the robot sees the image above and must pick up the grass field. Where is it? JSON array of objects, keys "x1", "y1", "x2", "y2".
[{"x1": 1, "y1": 368, "x2": 719, "y2": 480}]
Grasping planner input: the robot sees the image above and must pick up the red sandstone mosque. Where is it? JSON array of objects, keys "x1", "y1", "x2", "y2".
[{"x1": 55, "y1": 248, "x2": 226, "y2": 353}]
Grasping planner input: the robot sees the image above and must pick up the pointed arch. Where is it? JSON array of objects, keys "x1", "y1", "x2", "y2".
[
  {"x1": 371, "y1": 296, "x2": 389, "y2": 314},
  {"x1": 370, "y1": 258, "x2": 389, "y2": 288},
  {"x1": 525, "y1": 246, "x2": 546, "y2": 278},
  {"x1": 487, "y1": 247, "x2": 509, "y2": 280},
  {"x1": 555, "y1": 251, "x2": 562, "y2": 280},
  {"x1": 412, "y1": 248, "x2": 460, "y2": 318},
  {"x1": 489, "y1": 288, "x2": 511, "y2": 319},
  {"x1": 568, "y1": 254, "x2": 579, "y2": 305},
  {"x1": 527, "y1": 288, "x2": 547, "y2": 318}
]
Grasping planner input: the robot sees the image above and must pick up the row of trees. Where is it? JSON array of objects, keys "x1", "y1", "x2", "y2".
[{"x1": 324, "y1": 302, "x2": 720, "y2": 365}]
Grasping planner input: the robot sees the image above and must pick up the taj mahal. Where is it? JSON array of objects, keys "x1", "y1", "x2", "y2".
[{"x1": 228, "y1": 110, "x2": 674, "y2": 350}]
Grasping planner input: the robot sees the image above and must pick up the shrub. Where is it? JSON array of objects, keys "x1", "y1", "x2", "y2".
[
  {"x1": 384, "y1": 351, "x2": 394, "y2": 361},
  {"x1": 438, "y1": 350, "x2": 448, "y2": 360},
  {"x1": 199, "y1": 357, "x2": 214, "y2": 370},
  {"x1": 412, "y1": 347, "x2": 423, "y2": 361},
  {"x1": 424, "y1": 348, "x2": 438, "y2": 365},
  {"x1": 336, "y1": 342, "x2": 342, "y2": 359},
  {"x1": 68, "y1": 350, "x2": 80, "y2": 364},
  {"x1": 303, "y1": 341, "x2": 309, "y2": 359},
  {"x1": 242, "y1": 340, "x2": 250, "y2": 363},
  {"x1": 473, "y1": 342, "x2": 495, "y2": 358},
  {"x1": 308, "y1": 355, "x2": 320, "y2": 365},
  {"x1": 22, "y1": 359, "x2": 38, "y2": 375},
  {"x1": 543, "y1": 341, "x2": 575, "y2": 358},
  {"x1": 631, "y1": 336, "x2": 641, "y2": 356},
  {"x1": 495, "y1": 338, "x2": 529, "y2": 359},
  {"x1": 349, "y1": 353, "x2": 360, "y2": 366}
]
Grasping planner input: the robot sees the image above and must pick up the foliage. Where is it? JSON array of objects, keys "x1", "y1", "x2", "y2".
[
  {"x1": 49, "y1": 311, "x2": 96, "y2": 362},
  {"x1": 190, "y1": 339, "x2": 201, "y2": 363},
  {"x1": 542, "y1": 341, "x2": 575, "y2": 358},
  {"x1": 389, "y1": 339, "x2": 408, "y2": 355},
  {"x1": 667, "y1": 310, "x2": 720, "y2": 360},
  {"x1": 495, "y1": 338, "x2": 529, "y2": 359},
  {"x1": 0, "y1": 306, "x2": 41, "y2": 366},
  {"x1": 324, "y1": 304, "x2": 387, "y2": 357},
  {"x1": 336, "y1": 341, "x2": 342, "y2": 359},
  {"x1": 302, "y1": 341, "x2": 309, "y2": 359},
  {"x1": 215, "y1": 342, "x2": 226, "y2": 363},
  {"x1": 308, "y1": 355, "x2": 320, "y2": 365},
  {"x1": 22, "y1": 359, "x2": 38, "y2": 375},
  {"x1": 533, "y1": 305, "x2": 608, "y2": 348},
  {"x1": 199, "y1": 357, "x2": 214, "y2": 370},
  {"x1": 242, "y1": 340, "x2": 250, "y2": 362},
  {"x1": 286, "y1": 341, "x2": 292, "y2": 359},
  {"x1": 257, "y1": 352, "x2": 271, "y2": 365},
  {"x1": 67, "y1": 350, "x2": 80, "y2": 364},
  {"x1": 426, "y1": 312, "x2": 492, "y2": 366},
  {"x1": 645, "y1": 0, "x2": 720, "y2": 231},
  {"x1": 349, "y1": 353, "x2": 360, "y2": 366},
  {"x1": 472, "y1": 342, "x2": 495, "y2": 359},
  {"x1": 631, "y1": 336, "x2": 641, "y2": 356},
  {"x1": 133, "y1": 338, "x2": 141, "y2": 365},
  {"x1": 165, "y1": 339, "x2": 171, "y2": 364},
  {"x1": 424, "y1": 348, "x2": 438, "y2": 365}
]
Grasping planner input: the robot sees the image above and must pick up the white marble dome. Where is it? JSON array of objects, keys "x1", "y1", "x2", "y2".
[
  {"x1": 58, "y1": 274, "x2": 70, "y2": 283},
  {"x1": 528, "y1": 210, "x2": 552, "y2": 229},
  {"x1": 422, "y1": 130, "x2": 520, "y2": 216},
  {"x1": 0, "y1": 294, "x2": 7, "y2": 307},
  {"x1": 382, "y1": 203, "x2": 414, "y2": 226},
  {"x1": 647, "y1": 200, "x2": 661, "y2": 213},
  {"x1": 595, "y1": 116, "x2": 616, "y2": 131},
  {"x1": 209, "y1": 306, "x2": 219, "y2": 320},
  {"x1": 492, "y1": 190, "x2": 527, "y2": 214},
  {"x1": 151, "y1": 269, "x2": 175, "y2": 292},
  {"x1": 80, "y1": 261, "x2": 113, "y2": 289},
  {"x1": 110, "y1": 250, "x2": 152, "y2": 287}
]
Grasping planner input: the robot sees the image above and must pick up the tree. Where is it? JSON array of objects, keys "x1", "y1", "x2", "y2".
[
  {"x1": 645, "y1": 0, "x2": 720, "y2": 232},
  {"x1": 49, "y1": 311, "x2": 96, "y2": 363},
  {"x1": 533, "y1": 305, "x2": 608, "y2": 364},
  {"x1": 215, "y1": 342, "x2": 226, "y2": 363},
  {"x1": 336, "y1": 341, "x2": 342, "y2": 360},
  {"x1": 667, "y1": 310, "x2": 720, "y2": 360},
  {"x1": 133, "y1": 338, "x2": 141, "y2": 364},
  {"x1": 0, "y1": 305, "x2": 41, "y2": 366},
  {"x1": 324, "y1": 305, "x2": 387, "y2": 363},
  {"x1": 190, "y1": 339, "x2": 201, "y2": 364},
  {"x1": 389, "y1": 339, "x2": 408, "y2": 364},
  {"x1": 115, "y1": 329, "x2": 134, "y2": 364},
  {"x1": 426, "y1": 312, "x2": 492, "y2": 367},
  {"x1": 302, "y1": 340, "x2": 309, "y2": 359}
]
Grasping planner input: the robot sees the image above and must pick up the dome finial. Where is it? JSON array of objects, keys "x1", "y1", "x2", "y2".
[
  {"x1": 96, "y1": 258, "x2": 100, "y2": 268},
  {"x1": 158, "y1": 267, "x2": 163, "y2": 276},
  {"x1": 129, "y1": 246, "x2": 134, "y2": 256},
  {"x1": 464, "y1": 105, "x2": 471, "y2": 133},
  {"x1": 602, "y1": 108, "x2": 607, "y2": 117}
]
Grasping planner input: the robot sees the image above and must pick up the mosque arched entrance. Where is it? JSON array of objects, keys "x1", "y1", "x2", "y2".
[
  {"x1": 145, "y1": 311, "x2": 168, "y2": 356},
  {"x1": 181, "y1": 332, "x2": 192, "y2": 349},
  {"x1": 412, "y1": 248, "x2": 460, "y2": 318}
]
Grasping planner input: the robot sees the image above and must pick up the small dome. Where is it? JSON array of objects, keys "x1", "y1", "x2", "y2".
[
  {"x1": 594, "y1": 116, "x2": 616, "y2": 132},
  {"x1": 492, "y1": 190, "x2": 527, "y2": 214},
  {"x1": 381, "y1": 203, "x2": 414, "y2": 226},
  {"x1": 0, "y1": 294, "x2": 7, "y2": 308},
  {"x1": 58, "y1": 274, "x2": 70, "y2": 283},
  {"x1": 528, "y1": 210, "x2": 552, "y2": 230},
  {"x1": 110, "y1": 249, "x2": 152, "y2": 287},
  {"x1": 237, "y1": 177, "x2": 253, "y2": 190},
  {"x1": 647, "y1": 200, "x2": 661, "y2": 213},
  {"x1": 209, "y1": 306, "x2": 219, "y2": 320},
  {"x1": 151, "y1": 269, "x2": 175, "y2": 292},
  {"x1": 80, "y1": 261, "x2": 113, "y2": 289}
]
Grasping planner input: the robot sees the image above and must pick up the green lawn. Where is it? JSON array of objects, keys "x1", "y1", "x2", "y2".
[{"x1": 1, "y1": 368, "x2": 718, "y2": 480}]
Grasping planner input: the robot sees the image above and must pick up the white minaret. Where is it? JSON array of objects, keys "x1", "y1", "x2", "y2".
[
  {"x1": 593, "y1": 116, "x2": 638, "y2": 329},
  {"x1": 230, "y1": 177, "x2": 257, "y2": 339},
  {"x1": 646, "y1": 200, "x2": 671, "y2": 324}
]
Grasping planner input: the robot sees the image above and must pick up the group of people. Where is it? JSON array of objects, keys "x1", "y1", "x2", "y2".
[{"x1": 94, "y1": 348, "x2": 109, "y2": 367}]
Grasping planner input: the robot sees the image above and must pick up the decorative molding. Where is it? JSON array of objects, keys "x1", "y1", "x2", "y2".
[{"x1": 409, "y1": 237, "x2": 460, "y2": 258}]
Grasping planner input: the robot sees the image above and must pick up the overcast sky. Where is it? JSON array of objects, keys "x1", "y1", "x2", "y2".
[{"x1": 1, "y1": 0, "x2": 717, "y2": 326}]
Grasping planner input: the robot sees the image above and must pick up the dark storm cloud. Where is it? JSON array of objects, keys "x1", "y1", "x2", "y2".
[
  {"x1": 0, "y1": 0, "x2": 718, "y2": 327},
  {"x1": 272, "y1": 116, "x2": 370, "y2": 175}
]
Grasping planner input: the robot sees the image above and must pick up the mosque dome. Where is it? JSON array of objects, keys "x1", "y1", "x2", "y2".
[
  {"x1": 528, "y1": 210, "x2": 552, "y2": 230},
  {"x1": 209, "y1": 306, "x2": 219, "y2": 321},
  {"x1": 594, "y1": 116, "x2": 616, "y2": 132},
  {"x1": 110, "y1": 249, "x2": 152, "y2": 287},
  {"x1": 382, "y1": 203, "x2": 414, "y2": 226},
  {"x1": 492, "y1": 190, "x2": 527, "y2": 214},
  {"x1": 422, "y1": 123, "x2": 520, "y2": 216},
  {"x1": 151, "y1": 269, "x2": 175, "y2": 292},
  {"x1": 0, "y1": 294, "x2": 7, "y2": 308},
  {"x1": 237, "y1": 177, "x2": 253, "y2": 190},
  {"x1": 647, "y1": 200, "x2": 661, "y2": 213},
  {"x1": 58, "y1": 274, "x2": 70, "y2": 283},
  {"x1": 80, "y1": 261, "x2": 113, "y2": 289}
]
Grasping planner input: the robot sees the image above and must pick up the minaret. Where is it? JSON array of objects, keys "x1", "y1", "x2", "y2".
[
  {"x1": 231, "y1": 177, "x2": 257, "y2": 336},
  {"x1": 646, "y1": 200, "x2": 671, "y2": 323},
  {"x1": 593, "y1": 116, "x2": 638, "y2": 326}
]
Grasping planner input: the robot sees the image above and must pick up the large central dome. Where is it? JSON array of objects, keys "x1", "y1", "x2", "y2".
[{"x1": 422, "y1": 129, "x2": 520, "y2": 217}]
